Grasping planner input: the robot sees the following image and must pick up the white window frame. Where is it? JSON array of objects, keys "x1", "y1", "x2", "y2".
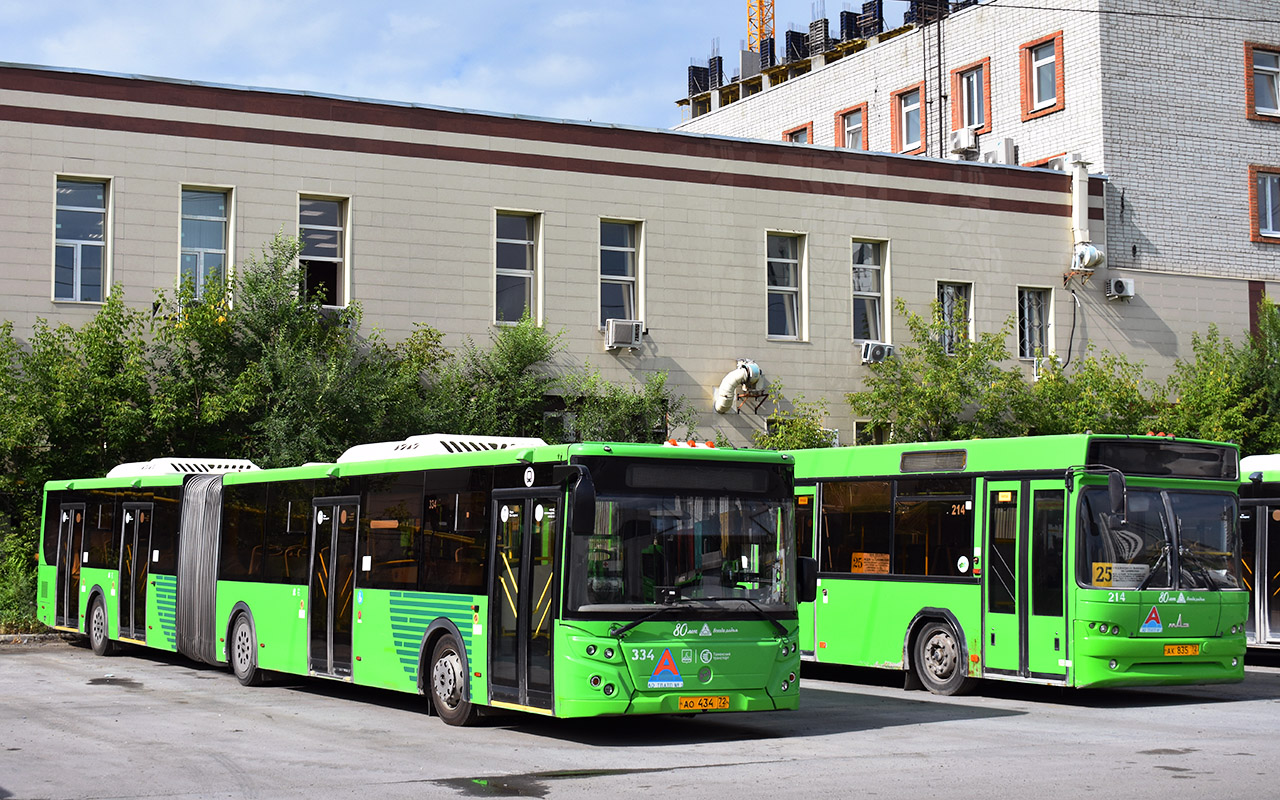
[
  {"x1": 297, "y1": 194, "x2": 350, "y2": 308},
  {"x1": 1031, "y1": 41, "x2": 1058, "y2": 110},
  {"x1": 180, "y1": 186, "x2": 233, "y2": 302},
  {"x1": 843, "y1": 109, "x2": 865, "y2": 149},
  {"x1": 937, "y1": 281, "x2": 973, "y2": 354},
  {"x1": 599, "y1": 218, "x2": 643, "y2": 328},
  {"x1": 53, "y1": 176, "x2": 111, "y2": 303},
  {"x1": 1256, "y1": 48, "x2": 1280, "y2": 115},
  {"x1": 1017, "y1": 287, "x2": 1052, "y2": 360},
  {"x1": 1259, "y1": 172, "x2": 1280, "y2": 237},
  {"x1": 851, "y1": 239, "x2": 886, "y2": 343},
  {"x1": 901, "y1": 89, "x2": 922, "y2": 150},
  {"x1": 494, "y1": 209, "x2": 543, "y2": 326},
  {"x1": 961, "y1": 65, "x2": 985, "y2": 129},
  {"x1": 766, "y1": 231, "x2": 806, "y2": 341}
]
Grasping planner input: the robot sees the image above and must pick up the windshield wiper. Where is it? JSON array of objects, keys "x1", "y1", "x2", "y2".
[
  {"x1": 1136, "y1": 543, "x2": 1170, "y2": 591},
  {"x1": 609, "y1": 591, "x2": 689, "y2": 639},
  {"x1": 692, "y1": 595, "x2": 789, "y2": 637},
  {"x1": 1178, "y1": 545, "x2": 1220, "y2": 589}
]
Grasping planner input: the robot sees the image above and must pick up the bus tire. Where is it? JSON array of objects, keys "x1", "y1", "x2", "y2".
[
  {"x1": 913, "y1": 620, "x2": 974, "y2": 696},
  {"x1": 230, "y1": 614, "x2": 264, "y2": 687},
  {"x1": 430, "y1": 634, "x2": 477, "y2": 727},
  {"x1": 88, "y1": 596, "x2": 115, "y2": 657}
]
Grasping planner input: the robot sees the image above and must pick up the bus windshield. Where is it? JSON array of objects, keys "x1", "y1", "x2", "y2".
[
  {"x1": 1079, "y1": 487, "x2": 1240, "y2": 591},
  {"x1": 567, "y1": 491, "x2": 795, "y2": 614}
]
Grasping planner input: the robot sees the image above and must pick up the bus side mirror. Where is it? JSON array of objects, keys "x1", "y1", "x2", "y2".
[
  {"x1": 554, "y1": 464, "x2": 596, "y2": 536},
  {"x1": 1107, "y1": 472, "x2": 1126, "y2": 519},
  {"x1": 797, "y1": 556, "x2": 818, "y2": 604}
]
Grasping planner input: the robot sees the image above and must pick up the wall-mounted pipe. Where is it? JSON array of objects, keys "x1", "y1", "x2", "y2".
[
  {"x1": 1070, "y1": 153, "x2": 1105, "y2": 270},
  {"x1": 713, "y1": 359, "x2": 762, "y2": 414}
]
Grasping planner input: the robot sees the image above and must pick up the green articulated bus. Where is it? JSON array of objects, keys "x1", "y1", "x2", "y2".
[
  {"x1": 37, "y1": 435, "x2": 815, "y2": 725},
  {"x1": 788, "y1": 434, "x2": 1247, "y2": 694},
  {"x1": 1238, "y1": 454, "x2": 1280, "y2": 648}
]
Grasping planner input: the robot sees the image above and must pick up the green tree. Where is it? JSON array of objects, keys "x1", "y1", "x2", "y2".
[
  {"x1": 560, "y1": 368, "x2": 696, "y2": 443},
  {"x1": 751, "y1": 383, "x2": 835, "y2": 450},
  {"x1": 1019, "y1": 346, "x2": 1159, "y2": 436},
  {"x1": 847, "y1": 297, "x2": 1026, "y2": 443},
  {"x1": 1153, "y1": 321, "x2": 1280, "y2": 453},
  {"x1": 424, "y1": 314, "x2": 562, "y2": 439}
]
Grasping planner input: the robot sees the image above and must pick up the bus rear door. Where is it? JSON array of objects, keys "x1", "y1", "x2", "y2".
[
  {"x1": 983, "y1": 480, "x2": 1068, "y2": 681},
  {"x1": 117, "y1": 503, "x2": 153, "y2": 642},
  {"x1": 55, "y1": 503, "x2": 86, "y2": 629}
]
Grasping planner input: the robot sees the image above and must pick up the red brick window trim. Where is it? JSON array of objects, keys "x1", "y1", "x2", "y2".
[
  {"x1": 1024, "y1": 151, "x2": 1067, "y2": 169},
  {"x1": 834, "y1": 103, "x2": 869, "y2": 150},
  {"x1": 782, "y1": 122, "x2": 815, "y2": 144},
  {"x1": 890, "y1": 82, "x2": 926, "y2": 155},
  {"x1": 1250, "y1": 164, "x2": 1280, "y2": 243},
  {"x1": 1245, "y1": 41, "x2": 1280, "y2": 122},
  {"x1": 949, "y1": 57, "x2": 992, "y2": 134},
  {"x1": 1020, "y1": 31, "x2": 1065, "y2": 122}
]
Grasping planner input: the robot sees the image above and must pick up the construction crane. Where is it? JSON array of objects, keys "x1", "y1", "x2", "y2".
[{"x1": 747, "y1": 0, "x2": 774, "y2": 53}]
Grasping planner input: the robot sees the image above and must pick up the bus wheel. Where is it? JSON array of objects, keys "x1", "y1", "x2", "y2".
[
  {"x1": 88, "y1": 597, "x2": 115, "y2": 657},
  {"x1": 913, "y1": 621, "x2": 974, "y2": 696},
  {"x1": 430, "y1": 634, "x2": 477, "y2": 727},
  {"x1": 230, "y1": 614, "x2": 264, "y2": 687}
]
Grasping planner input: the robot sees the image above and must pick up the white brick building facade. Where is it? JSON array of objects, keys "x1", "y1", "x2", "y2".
[{"x1": 678, "y1": 0, "x2": 1280, "y2": 374}]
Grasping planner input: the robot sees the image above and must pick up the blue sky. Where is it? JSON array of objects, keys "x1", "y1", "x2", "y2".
[{"x1": 0, "y1": 0, "x2": 912, "y2": 130}]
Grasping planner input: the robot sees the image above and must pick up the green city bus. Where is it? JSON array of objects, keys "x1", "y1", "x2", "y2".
[
  {"x1": 37, "y1": 435, "x2": 813, "y2": 725},
  {"x1": 1238, "y1": 454, "x2": 1280, "y2": 648},
  {"x1": 788, "y1": 434, "x2": 1246, "y2": 694}
]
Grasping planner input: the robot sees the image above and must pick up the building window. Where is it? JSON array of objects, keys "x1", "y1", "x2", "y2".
[
  {"x1": 783, "y1": 122, "x2": 813, "y2": 144},
  {"x1": 1020, "y1": 31, "x2": 1065, "y2": 120},
  {"x1": 938, "y1": 282, "x2": 972, "y2": 354},
  {"x1": 852, "y1": 241, "x2": 883, "y2": 341},
  {"x1": 181, "y1": 189, "x2": 228, "y2": 301},
  {"x1": 1253, "y1": 166, "x2": 1280, "y2": 241},
  {"x1": 299, "y1": 197, "x2": 346, "y2": 307},
  {"x1": 835, "y1": 103, "x2": 868, "y2": 150},
  {"x1": 600, "y1": 220, "x2": 639, "y2": 326},
  {"x1": 891, "y1": 83, "x2": 925, "y2": 154},
  {"x1": 496, "y1": 211, "x2": 538, "y2": 323},
  {"x1": 1018, "y1": 288, "x2": 1050, "y2": 359},
  {"x1": 1247, "y1": 42, "x2": 1280, "y2": 120},
  {"x1": 950, "y1": 58, "x2": 992, "y2": 134},
  {"x1": 767, "y1": 233, "x2": 803, "y2": 339},
  {"x1": 54, "y1": 178, "x2": 107, "y2": 302}
]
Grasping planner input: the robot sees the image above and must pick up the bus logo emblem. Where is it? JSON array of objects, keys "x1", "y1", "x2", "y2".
[
  {"x1": 1140, "y1": 606, "x2": 1162, "y2": 634},
  {"x1": 647, "y1": 648, "x2": 684, "y2": 688}
]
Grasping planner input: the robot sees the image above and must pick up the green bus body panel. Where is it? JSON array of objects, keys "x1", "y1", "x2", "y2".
[
  {"x1": 215, "y1": 582, "x2": 309, "y2": 670},
  {"x1": 354, "y1": 590, "x2": 484, "y2": 696},
  {"x1": 36, "y1": 564, "x2": 56, "y2": 627},
  {"x1": 1069, "y1": 589, "x2": 1247, "y2": 687},
  {"x1": 149, "y1": 573, "x2": 179, "y2": 651},
  {"x1": 553, "y1": 619, "x2": 800, "y2": 718},
  {"x1": 806, "y1": 579, "x2": 979, "y2": 671},
  {"x1": 80, "y1": 566, "x2": 116, "y2": 637}
]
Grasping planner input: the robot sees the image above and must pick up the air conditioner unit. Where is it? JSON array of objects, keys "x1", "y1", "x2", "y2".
[
  {"x1": 605, "y1": 318, "x2": 644, "y2": 350},
  {"x1": 980, "y1": 137, "x2": 1017, "y2": 165},
  {"x1": 948, "y1": 128, "x2": 977, "y2": 154},
  {"x1": 1032, "y1": 355, "x2": 1061, "y2": 381},
  {"x1": 1105, "y1": 278, "x2": 1136, "y2": 300},
  {"x1": 1045, "y1": 155, "x2": 1069, "y2": 172},
  {"x1": 860, "y1": 340, "x2": 894, "y2": 364}
]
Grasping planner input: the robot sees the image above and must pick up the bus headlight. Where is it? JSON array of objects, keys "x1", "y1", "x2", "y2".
[
  {"x1": 1109, "y1": 659, "x2": 1118, "y2": 670},
  {"x1": 781, "y1": 680, "x2": 789, "y2": 691},
  {"x1": 603, "y1": 684, "x2": 616, "y2": 696},
  {"x1": 1232, "y1": 657, "x2": 1239, "y2": 667},
  {"x1": 586, "y1": 645, "x2": 597, "y2": 656},
  {"x1": 603, "y1": 648, "x2": 615, "y2": 660},
  {"x1": 1099, "y1": 624, "x2": 1110, "y2": 634}
]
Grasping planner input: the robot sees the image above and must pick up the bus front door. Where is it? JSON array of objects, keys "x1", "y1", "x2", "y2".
[
  {"x1": 55, "y1": 503, "x2": 86, "y2": 629},
  {"x1": 488, "y1": 490, "x2": 560, "y2": 713},
  {"x1": 117, "y1": 503, "x2": 153, "y2": 642},
  {"x1": 983, "y1": 481, "x2": 1068, "y2": 681},
  {"x1": 308, "y1": 498, "x2": 359, "y2": 678}
]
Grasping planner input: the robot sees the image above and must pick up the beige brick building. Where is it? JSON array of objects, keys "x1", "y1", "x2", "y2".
[{"x1": 0, "y1": 58, "x2": 1255, "y2": 445}]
